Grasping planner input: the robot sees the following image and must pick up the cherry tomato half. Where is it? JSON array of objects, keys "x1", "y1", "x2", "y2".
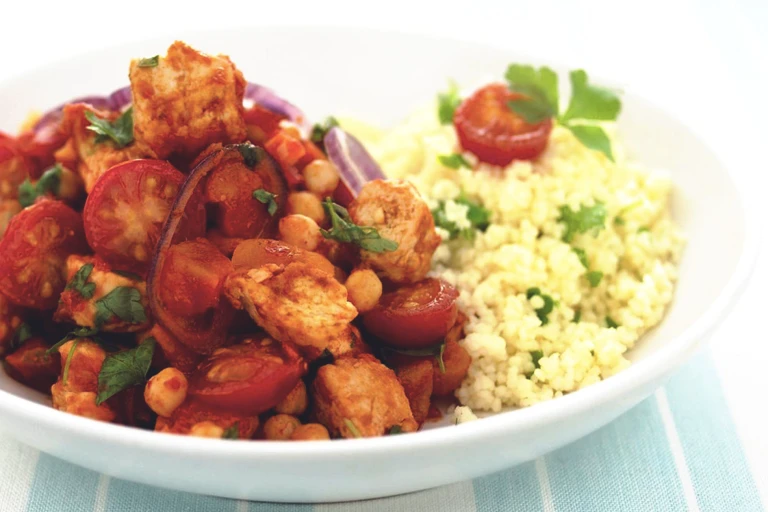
[
  {"x1": 3, "y1": 337, "x2": 61, "y2": 393},
  {"x1": 189, "y1": 338, "x2": 305, "y2": 415},
  {"x1": 454, "y1": 83, "x2": 553, "y2": 166},
  {"x1": 244, "y1": 104, "x2": 285, "y2": 143},
  {"x1": 0, "y1": 199, "x2": 88, "y2": 309},
  {"x1": 231, "y1": 238, "x2": 335, "y2": 276},
  {"x1": 363, "y1": 278, "x2": 459, "y2": 349},
  {"x1": 83, "y1": 159, "x2": 206, "y2": 273}
]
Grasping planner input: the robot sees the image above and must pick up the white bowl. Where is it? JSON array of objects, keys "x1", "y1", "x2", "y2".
[{"x1": 0, "y1": 27, "x2": 759, "y2": 503}]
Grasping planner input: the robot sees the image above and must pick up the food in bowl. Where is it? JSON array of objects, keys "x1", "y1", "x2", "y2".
[{"x1": 0, "y1": 41, "x2": 682, "y2": 440}]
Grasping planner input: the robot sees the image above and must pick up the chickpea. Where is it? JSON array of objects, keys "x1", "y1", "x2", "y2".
[
  {"x1": 303, "y1": 160, "x2": 340, "y2": 197},
  {"x1": 144, "y1": 368, "x2": 188, "y2": 418},
  {"x1": 345, "y1": 269, "x2": 383, "y2": 313},
  {"x1": 287, "y1": 192, "x2": 325, "y2": 225},
  {"x1": 263, "y1": 414, "x2": 301, "y2": 441},
  {"x1": 278, "y1": 120, "x2": 303, "y2": 139},
  {"x1": 189, "y1": 421, "x2": 224, "y2": 438},
  {"x1": 290, "y1": 423, "x2": 330, "y2": 441},
  {"x1": 275, "y1": 381, "x2": 308, "y2": 416},
  {"x1": 279, "y1": 214, "x2": 321, "y2": 251}
]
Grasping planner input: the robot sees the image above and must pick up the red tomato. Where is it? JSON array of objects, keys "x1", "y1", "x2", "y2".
[
  {"x1": 454, "y1": 83, "x2": 553, "y2": 166},
  {"x1": 244, "y1": 104, "x2": 285, "y2": 143},
  {"x1": 264, "y1": 131, "x2": 304, "y2": 187},
  {"x1": 204, "y1": 149, "x2": 287, "y2": 239},
  {"x1": 189, "y1": 338, "x2": 306, "y2": 415},
  {"x1": 3, "y1": 338, "x2": 61, "y2": 393},
  {"x1": 363, "y1": 278, "x2": 459, "y2": 349},
  {"x1": 0, "y1": 132, "x2": 30, "y2": 199},
  {"x1": 0, "y1": 199, "x2": 87, "y2": 309},
  {"x1": 231, "y1": 238, "x2": 335, "y2": 276},
  {"x1": 83, "y1": 159, "x2": 206, "y2": 272},
  {"x1": 17, "y1": 126, "x2": 68, "y2": 179}
]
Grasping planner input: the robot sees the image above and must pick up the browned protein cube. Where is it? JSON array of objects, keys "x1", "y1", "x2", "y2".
[
  {"x1": 312, "y1": 354, "x2": 418, "y2": 438},
  {"x1": 395, "y1": 359, "x2": 434, "y2": 425},
  {"x1": 129, "y1": 41, "x2": 247, "y2": 161}
]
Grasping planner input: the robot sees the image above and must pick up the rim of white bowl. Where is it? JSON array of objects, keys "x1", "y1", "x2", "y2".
[{"x1": 0, "y1": 25, "x2": 761, "y2": 460}]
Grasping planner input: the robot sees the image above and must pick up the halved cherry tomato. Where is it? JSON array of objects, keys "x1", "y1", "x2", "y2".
[
  {"x1": 244, "y1": 104, "x2": 285, "y2": 143},
  {"x1": 152, "y1": 239, "x2": 235, "y2": 354},
  {"x1": 231, "y1": 238, "x2": 335, "y2": 276},
  {"x1": 189, "y1": 337, "x2": 305, "y2": 415},
  {"x1": 17, "y1": 126, "x2": 68, "y2": 179},
  {"x1": 0, "y1": 199, "x2": 87, "y2": 309},
  {"x1": 140, "y1": 324, "x2": 202, "y2": 374},
  {"x1": 454, "y1": 83, "x2": 553, "y2": 166},
  {"x1": 363, "y1": 278, "x2": 459, "y2": 349},
  {"x1": 83, "y1": 159, "x2": 206, "y2": 273},
  {"x1": 204, "y1": 148, "x2": 287, "y2": 239},
  {"x1": 0, "y1": 133, "x2": 30, "y2": 199},
  {"x1": 3, "y1": 338, "x2": 61, "y2": 393}
]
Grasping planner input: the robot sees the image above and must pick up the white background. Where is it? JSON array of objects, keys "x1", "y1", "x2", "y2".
[{"x1": 2, "y1": 0, "x2": 766, "y2": 502}]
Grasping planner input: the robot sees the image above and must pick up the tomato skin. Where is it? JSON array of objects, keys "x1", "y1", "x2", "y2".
[
  {"x1": 231, "y1": 238, "x2": 335, "y2": 276},
  {"x1": 189, "y1": 338, "x2": 306, "y2": 415},
  {"x1": 0, "y1": 199, "x2": 87, "y2": 309},
  {"x1": 264, "y1": 131, "x2": 304, "y2": 187},
  {"x1": 0, "y1": 133, "x2": 30, "y2": 199},
  {"x1": 83, "y1": 159, "x2": 206, "y2": 273},
  {"x1": 3, "y1": 338, "x2": 61, "y2": 393},
  {"x1": 244, "y1": 104, "x2": 285, "y2": 143},
  {"x1": 363, "y1": 278, "x2": 459, "y2": 349},
  {"x1": 454, "y1": 83, "x2": 553, "y2": 166}
]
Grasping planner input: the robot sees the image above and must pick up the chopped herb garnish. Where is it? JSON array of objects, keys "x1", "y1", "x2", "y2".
[
  {"x1": 387, "y1": 425, "x2": 404, "y2": 435},
  {"x1": 252, "y1": 188, "x2": 278, "y2": 216},
  {"x1": 310, "y1": 117, "x2": 339, "y2": 146},
  {"x1": 86, "y1": 107, "x2": 134, "y2": 148},
  {"x1": 572, "y1": 247, "x2": 589, "y2": 268},
  {"x1": 586, "y1": 270, "x2": 604, "y2": 288},
  {"x1": 65, "y1": 263, "x2": 96, "y2": 299},
  {"x1": 432, "y1": 195, "x2": 491, "y2": 241},
  {"x1": 9, "y1": 322, "x2": 32, "y2": 351},
  {"x1": 558, "y1": 202, "x2": 607, "y2": 243},
  {"x1": 573, "y1": 309, "x2": 582, "y2": 323},
  {"x1": 526, "y1": 287, "x2": 555, "y2": 325},
  {"x1": 94, "y1": 287, "x2": 147, "y2": 329},
  {"x1": 606, "y1": 316, "x2": 619, "y2": 329},
  {"x1": 614, "y1": 216, "x2": 626, "y2": 226},
  {"x1": 344, "y1": 418, "x2": 362, "y2": 438},
  {"x1": 437, "y1": 81, "x2": 462, "y2": 125},
  {"x1": 438, "y1": 153, "x2": 472, "y2": 170},
  {"x1": 18, "y1": 164, "x2": 62, "y2": 207},
  {"x1": 320, "y1": 198, "x2": 398, "y2": 253},
  {"x1": 222, "y1": 423, "x2": 239, "y2": 440},
  {"x1": 95, "y1": 337, "x2": 155, "y2": 404},
  {"x1": 436, "y1": 343, "x2": 446, "y2": 374},
  {"x1": 504, "y1": 65, "x2": 621, "y2": 160},
  {"x1": 62, "y1": 339, "x2": 80, "y2": 386},
  {"x1": 47, "y1": 326, "x2": 100, "y2": 355},
  {"x1": 531, "y1": 350, "x2": 544, "y2": 370},
  {"x1": 137, "y1": 55, "x2": 159, "y2": 68},
  {"x1": 235, "y1": 142, "x2": 264, "y2": 167},
  {"x1": 638, "y1": 226, "x2": 650, "y2": 233}
]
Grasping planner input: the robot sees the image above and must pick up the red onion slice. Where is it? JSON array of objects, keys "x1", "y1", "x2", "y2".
[
  {"x1": 244, "y1": 82, "x2": 310, "y2": 132},
  {"x1": 32, "y1": 86, "x2": 133, "y2": 134},
  {"x1": 324, "y1": 126, "x2": 385, "y2": 197}
]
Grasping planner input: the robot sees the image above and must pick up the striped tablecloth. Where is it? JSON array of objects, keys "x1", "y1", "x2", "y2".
[{"x1": 0, "y1": 348, "x2": 762, "y2": 512}]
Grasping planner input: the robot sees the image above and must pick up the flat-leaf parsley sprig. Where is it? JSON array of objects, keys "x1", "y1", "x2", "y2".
[
  {"x1": 320, "y1": 198, "x2": 398, "y2": 253},
  {"x1": 505, "y1": 65, "x2": 621, "y2": 160}
]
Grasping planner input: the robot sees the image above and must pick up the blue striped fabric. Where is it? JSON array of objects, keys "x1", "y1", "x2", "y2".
[{"x1": 0, "y1": 349, "x2": 762, "y2": 512}]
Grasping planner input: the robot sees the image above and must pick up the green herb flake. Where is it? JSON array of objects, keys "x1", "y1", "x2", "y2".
[
  {"x1": 436, "y1": 343, "x2": 446, "y2": 374},
  {"x1": 586, "y1": 270, "x2": 604, "y2": 288},
  {"x1": 94, "y1": 287, "x2": 147, "y2": 329},
  {"x1": 18, "y1": 164, "x2": 63, "y2": 208},
  {"x1": 65, "y1": 263, "x2": 96, "y2": 299},
  {"x1": 62, "y1": 339, "x2": 80, "y2": 386},
  {"x1": 572, "y1": 247, "x2": 589, "y2": 268},
  {"x1": 320, "y1": 198, "x2": 398, "y2": 253},
  {"x1": 387, "y1": 425, "x2": 404, "y2": 435},
  {"x1": 573, "y1": 309, "x2": 582, "y2": 323},
  {"x1": 526, "y1": 287, "x2": 556, "y2": 325},
  {"x1": 310, "y1": 117, "x2": 339, "y2": 146},
  {"x1": 137, "y1": 55, "x2": 159, "y2": 68},
  {"x1": 95, "y1": 338, "x2": 155, "y2": 405},
  {"x1": 9, "y1": 322, "x2": 32, "y2": 351},
  {"x1": 85, "y1": 107, "x2": 134, "y2": 148},
  {"x1": 606, "y1": 316, "x2": 619, "y2": 329},
  {"x1": 438, "y1": 153, "x2": 472, "y2": 170},
  {"x1": 561, "y1": 70, "x2": 622, "y2": 123},
  {"x1": 504, "y1": 64, "x2": 559, "y2": 124},
  {"x1": 432, "y1": 195, "x2": 491, "y2": 241},
  {"x1": 252, "y1": 188, "x2": 278, "y2": 216},
  {"x1": 530, "y1": 350, "x2": 544, "y2": 370},
  {"x1": 638, "y1": 226, "x2": 650, "y2": 233},
  {"x1": 614, "y1": 216, "x2": 626, "y2": 226},
  {"x1": 557, "y1": 202, "x2": 607, "y2": 243},
  {"x1": 222, "y1": 423, "x2": 240, "y2": 440},
  {"x1": 344, "y1": 418, "x2": 362, "y2": 439},
  {"x1": 236, "y1": 142, "x2": 264, "y2": 167},
  {"x1": 437, "y1": 82, "x2": 462, "y2": 125},
  {"x1": 564, "y1": 124, "x2": 614, "y2": 162}
]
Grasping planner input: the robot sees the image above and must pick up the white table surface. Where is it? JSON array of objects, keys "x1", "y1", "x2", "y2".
[{"x1": 2, "y1": 0, "x2": 766, "y2": 504}]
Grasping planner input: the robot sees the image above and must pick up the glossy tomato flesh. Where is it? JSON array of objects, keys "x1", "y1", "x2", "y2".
[
  {"x1": 189, "y1": 339, "x2": 305, "y2": 415},
  {"x1": 83, "y1": 159, "x2": 206, "y2": 273},
  {"x1": 454, "y1": 83, "x2": 553, "y2": 166},
  {"x1": 3, "y1": 338, "x2": 61, "y2": 393},
  {"x1": 363, "y1": 278, "x2": 459, "y2": 349}
]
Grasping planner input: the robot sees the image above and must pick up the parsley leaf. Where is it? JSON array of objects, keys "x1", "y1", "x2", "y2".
[
  {"x1": 573, "y1": 309, "x2": 582, "y2": 323},
  {"x1": 438, "y1": 153, "x2": 472, "y2": 170},
  {"x1": 85, "y1": 107, "x2": 134, "y2": 148},
  {"x1": 586, "y1": 270, "x2": 604, "y2": 288},
  {"x1": 137, "y1": 55, "x2": 159, "y2": 68},
  {"x1": 96, "y1": 338, "x2": 155, "y2": 405},
  {"x1": 252, "y1": 188, "x2": 278, "y2": 216},
  {"x1": 561, "y1": 70, "x2": 621, "y2": 123},
  {"x1": 526, "y1": 287, "x2": 555, "y2": 325},
  {"x1": 18, "y1": 164, "x2": 62, "y2": 208},
  {"x1": 564, "y1": 124, "x2": 614, "y2": 161},
  {"x1": 94, "y1": 287, "x2": 146, "y2": 329},
  {"x1": 310, "y1": 117, "x2": 339, "y2": 146},
  {"x1": 9, "y1": 322, "x2": 32, "y2": 352},
  {"x1": 557, "y1": 202, "x2": 607, "y2": 243},
  {"x1": 235, "y1": 142, "x2": 264, "y2": 167},
  {"x1": 222, "y1": 423, "x2": 240, "y2": 440},
  {"x1": 432, "y1": 195, "x2": 491, "y2": 241},
  {"x1": 320, "y1": 198, "x2": 398, "y2": 253},
  {"x1": 344, "y1": 418, "x2": 363, "y2": 438},
  {"x1": 606, "y1": 316, "x2": 619, "y2": 329},
  {"x1": 505, "y1": 64, "x2": 559, "y2": 124},
  {"x1": 387, "y1": 425, "x2": 404, "y2": 435},
  {"x1": 638, "y1": 226, "x2": 650, "y2": 233},
  {"x1": 46, "y1": 327, "x2": 99, "y2": 355},
  {"x1": 437, "y1": 82, "x2": 462, "y2": 125},
  {"x1": 65, "y1": 263, "x2": 96, "y2": 299},
  {"x1": 62, "y1": 339, "x2": 80, "y2": 385},
  {"x1": 531, "y1": 350, "x2": 544, "y2": 370},
  {"x1": 572, "y1": 247, "x2": 589, "y2": 268}
]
